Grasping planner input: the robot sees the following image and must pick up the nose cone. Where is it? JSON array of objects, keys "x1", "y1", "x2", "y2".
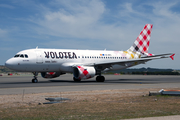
[{"x1": 5, "y1": 58, "x2": 15, "y2": 70}]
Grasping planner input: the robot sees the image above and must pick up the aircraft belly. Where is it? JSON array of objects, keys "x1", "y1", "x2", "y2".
[
  {"x1": 24, "y1": 64, "x2": 45, "y2": 72},
  {"x1": 22, "y1": 64, "x2": 58, "y2": 72},
  {"x1": 111, "y1": 64, "x2": 127, "y2": 71}
]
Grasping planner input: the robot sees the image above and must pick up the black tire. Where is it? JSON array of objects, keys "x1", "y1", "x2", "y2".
[
  {"x1": 96, "y1": 76, "x2": 100, "y2": 82},
  {"x1": 32, "y1": 79, "x2": 38, "y2": 83},
  {"x1": 96, "y1": 76, "x2": 105, "y2": 82},
  {"x1": 73, "y1": 77, "x2": 81, "y2": 82}
]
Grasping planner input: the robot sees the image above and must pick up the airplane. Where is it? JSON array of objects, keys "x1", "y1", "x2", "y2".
[{"x1": 5, "y1": 24, "x2": 175, "y2": 83}]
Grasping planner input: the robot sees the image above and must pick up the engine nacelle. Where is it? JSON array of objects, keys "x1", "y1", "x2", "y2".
[
  {"x1": 41, "y1": 72, "x2": 62, "y2": 78},
  {"x1": 73, "y1": 66, "x2": 96, "y2": 79}
]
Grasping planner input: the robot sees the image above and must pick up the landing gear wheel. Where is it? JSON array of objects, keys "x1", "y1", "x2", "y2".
[
  {"x1": 32, "y1": 72, "x2": 38, "y2": 83},
  {"x1": 73, "y1": 77, "x2": 81, "y2": 82},
  {"x1": 32, "y1": 79, "x2": 38, "y2": 83},
  {"x1": 96, "y1": 76, "x2": 105, "y2": 82}
]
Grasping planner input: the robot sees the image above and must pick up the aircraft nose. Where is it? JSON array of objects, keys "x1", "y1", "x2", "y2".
[{"x1": 5, "y1": 58, "x2": 15, "y2": 69}]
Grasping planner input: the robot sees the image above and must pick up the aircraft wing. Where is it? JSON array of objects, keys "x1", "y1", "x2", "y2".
[{"x1": 85, "y1": 53, "x2": 175, "y2": 69}]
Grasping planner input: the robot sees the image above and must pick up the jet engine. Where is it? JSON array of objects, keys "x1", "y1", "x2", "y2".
[
  {"x1": 73, "y1": 66, "x2": 96, "y2": 80},
  {"x1": 41, "y1": 72, "x2": 62, "y2": 78}
]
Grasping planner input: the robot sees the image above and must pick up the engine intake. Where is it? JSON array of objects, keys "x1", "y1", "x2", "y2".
[{"x1": 73, "y1": 66, "x2": 96, "y2": 79}]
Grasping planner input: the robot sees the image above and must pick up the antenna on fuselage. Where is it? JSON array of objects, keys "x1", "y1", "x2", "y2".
[{"x1": 36, "y1": 46, "x2": 38, "y2": 49}]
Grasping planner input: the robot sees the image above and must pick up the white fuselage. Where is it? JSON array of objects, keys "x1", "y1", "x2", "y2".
[{"x1": 5, "y1": 48, "x2": 137, "y2": 73}]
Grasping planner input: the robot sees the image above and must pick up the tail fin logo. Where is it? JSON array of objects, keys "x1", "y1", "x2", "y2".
[{"x1": 128, "y1": 24, "x2": 153, "y2": 55}]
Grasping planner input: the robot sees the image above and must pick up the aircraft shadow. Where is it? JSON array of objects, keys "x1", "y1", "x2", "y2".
[
  {"x1": 0, "y1": 78, "x2": 164, "y2": 85},
  {"x1": 49, "y1": 80, "x2": 97, "y2": 83},
  {"x1": 48, "y1": 79, "x2": 162, "y2": 84}
]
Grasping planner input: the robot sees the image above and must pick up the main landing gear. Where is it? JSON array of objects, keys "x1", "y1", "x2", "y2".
[
  {"x1": 32, "y1": 72, "x2": 38, "y2": 83},
  {"x1": 96, "y1": 76, "x2": 105, "y2": 82},
  {"x1": 73, "y1": 77, "x2": 81, "y2": 82},
  {"x1": 95, "y1": 70, "x2": 105, "y2": 82}
]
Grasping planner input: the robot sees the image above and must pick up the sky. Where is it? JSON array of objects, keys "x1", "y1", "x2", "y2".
[{"x1": 0, "y1": 0, "x2": 180, "y2": 69}]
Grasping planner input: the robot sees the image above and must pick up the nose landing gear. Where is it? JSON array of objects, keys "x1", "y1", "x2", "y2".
[{"x1": 32, "y1": 72, "x2": 38, "y2": 83}]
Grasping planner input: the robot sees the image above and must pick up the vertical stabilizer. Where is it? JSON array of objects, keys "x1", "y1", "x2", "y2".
[{"x1": 128, "y1": 24, "x2": 153, "y2": 56}]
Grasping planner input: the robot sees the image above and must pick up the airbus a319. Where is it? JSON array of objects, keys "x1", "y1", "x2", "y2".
[{"x1": 5, "y1": 24, "x2": 175, "y2": 83}]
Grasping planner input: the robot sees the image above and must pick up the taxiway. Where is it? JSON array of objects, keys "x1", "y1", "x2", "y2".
[{"x1": 0, "y1": 74, "x2": 180, "y2": 95}]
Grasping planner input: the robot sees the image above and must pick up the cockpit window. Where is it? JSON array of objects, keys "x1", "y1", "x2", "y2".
[
  {"x1": 25, "y1": 54, "x2": 28, "y2": 58},
  {"x1": 14, "y1": 54, "x2": 20, "y2": 57},
  {"x1": 14, "y1": 54, "x2": 28, "y2": 58},
  {"x1": 20, "y1": 54, "x2": 24, "y2": 58}
]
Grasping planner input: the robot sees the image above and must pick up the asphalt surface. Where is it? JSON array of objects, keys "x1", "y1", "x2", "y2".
[
  {"x1": 0, "y1": 74, "x2": 180, "y2": 95},
  {"x1": 1, "y1": 74, "x2": 180, "y2": 120}
]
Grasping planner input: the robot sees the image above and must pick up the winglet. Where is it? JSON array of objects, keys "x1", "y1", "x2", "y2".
[{"x1": 170, "y1": 54, "x2": 175, "y2": 60}]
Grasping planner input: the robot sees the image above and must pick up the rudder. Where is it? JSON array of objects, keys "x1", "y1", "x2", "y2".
[{"x1": 128, "y1": 24, "x2": 153, "y2": 55}]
